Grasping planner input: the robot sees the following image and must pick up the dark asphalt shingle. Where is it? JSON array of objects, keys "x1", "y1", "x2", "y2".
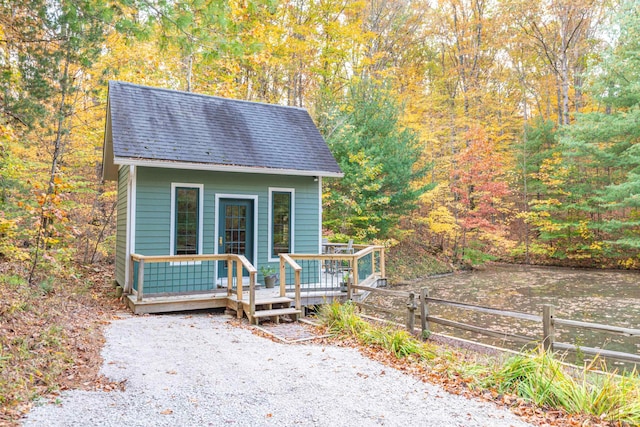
[{"x1": 107, "y1": 81, "x2": 342, "y2": 175}]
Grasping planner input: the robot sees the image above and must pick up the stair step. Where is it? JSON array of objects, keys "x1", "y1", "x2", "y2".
[
  {"x1": 241, "y1": 296, "x2": 293, "y2": 307},
  {"x1": 252, "y1": 307, "x2": 301, "y2": 318}
]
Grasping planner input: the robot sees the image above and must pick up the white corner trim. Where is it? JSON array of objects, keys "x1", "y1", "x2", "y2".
[
  {"x1": 124, "y1": 165, "x2": 135, "y2": 290},
  {"x1": 318, "y1": 177, "x2": 323, "y2": 255},
  {"x1": 268, "y1": 187, "x2": 295, "y2": 262},
  {"x1": 170, "y1": 183, "x2": 204, "y2": 257},
  {"x1": 130, "y1": 166, "x2": 137, "y2": 255}
]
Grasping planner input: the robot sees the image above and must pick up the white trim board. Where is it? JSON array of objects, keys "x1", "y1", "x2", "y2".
[
  {"x1": 318, "y1": 177, "x2": 323, "y2": 256},
  {"x1": 113, "y1": 157, "x2": 344, "y2": 178},
  {"x1": 124, "y1": 165, "x2": 136, "y2": 291},
  {"x1": 268, "y1": 187, "x2": 295, "y2": 262}
]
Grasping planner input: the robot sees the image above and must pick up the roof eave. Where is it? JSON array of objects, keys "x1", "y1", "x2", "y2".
[
  {"x1": 101, "y1": 96, "x2": 118, "y2": 181},
  {"x1": 113, "y1": 157, "x2": 344, "y2": 178}
]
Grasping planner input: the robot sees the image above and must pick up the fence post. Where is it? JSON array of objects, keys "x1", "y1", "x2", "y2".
[
  {"x1": 407, "y1": 292, "x2": 416, "y2": 333},
  {"x1": 542, "y1": 304, "x2": 555, "y2": 352},
  {"x1": 128, "y1": 256, "x2": 134, "y2": 294},
  {"x1": 420, "y1": 287, "x2": 429, "y2": 339},
  {"x1": 136, "y1": 258, "x2": 145, "y2": 302}
]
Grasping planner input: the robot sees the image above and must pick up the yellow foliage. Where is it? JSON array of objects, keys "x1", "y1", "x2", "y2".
[
  {"x1": 578, "y1": 220, "x2": 592, "y2": 240},
  {"x1": 426, "y1": 206, "x2": 458, "y2": 238}
]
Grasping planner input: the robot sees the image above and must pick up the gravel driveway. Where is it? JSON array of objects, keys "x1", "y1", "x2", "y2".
[{"x1": 23, "y1": 314, "x2": 532, "y2": 427}]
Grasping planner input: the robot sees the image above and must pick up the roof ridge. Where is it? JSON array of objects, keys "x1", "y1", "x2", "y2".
[{"x1": 109, "y1": 80, "x2": 309, "y2": 112}]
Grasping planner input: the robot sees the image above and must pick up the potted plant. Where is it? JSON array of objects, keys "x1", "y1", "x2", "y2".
[
  {"x1": 340, "y1": 271, "x2": 351, "y2": 292},
  {"x1": 260, "y1": 265, "x2": 277, "y2": 288}
]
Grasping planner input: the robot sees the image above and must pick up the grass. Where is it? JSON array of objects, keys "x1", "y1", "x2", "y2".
[
  {"x1": 317, "y1": 301, "x2": 640, "y2": 426},
  {"x1": 485, "y1": 349, "x2": 640, "y2": 425},
  {"x1": 318, "y1": 301, "x2": 435, "y2": 360}
]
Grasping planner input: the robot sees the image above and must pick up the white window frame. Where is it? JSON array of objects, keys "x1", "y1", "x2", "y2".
[
  {"x1": 268, "y1": 187, "x2": 295, "y2": 262},
  {"x1": 170, "y1": 183, "x2": 204, "y2": 265}
]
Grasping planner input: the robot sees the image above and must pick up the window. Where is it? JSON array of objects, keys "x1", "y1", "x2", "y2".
[
  {"x1": 269, "y1": 188, "x2": 294, "y2": 259},
  {"x1": 170, "y1": 183, "x2": 203, "y2": 256}
]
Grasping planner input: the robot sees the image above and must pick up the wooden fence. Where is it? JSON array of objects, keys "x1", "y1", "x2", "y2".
[{"x1": 351, "y1": 284, "x2": 640, "y2": 366}]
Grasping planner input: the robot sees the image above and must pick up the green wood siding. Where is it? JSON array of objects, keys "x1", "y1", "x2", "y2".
[
  {"x1": 130, "y1": 167, "x2": 320, "y2": 294},
  {"x1": 115, "y1": 166, "x2": 129, "y2": 286}
]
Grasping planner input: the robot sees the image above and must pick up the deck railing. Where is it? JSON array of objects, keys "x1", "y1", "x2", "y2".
[
  {"x1": 281, "y1": 245, "x2": 385, "y2": 301},
  {"x1": 128, "y1": 244, "x2": 385, "y2": 317},
  {"x1": 128, "y1": 253, "x2": 256, "y2": 303},
  {"x1": 280, "y1": 254, "x2": 302, "y2": 314}
]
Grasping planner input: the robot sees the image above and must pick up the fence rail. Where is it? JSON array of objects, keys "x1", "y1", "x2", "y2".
[{"x1": 352, "y1": 284, "x2": 640, "y2": 366}]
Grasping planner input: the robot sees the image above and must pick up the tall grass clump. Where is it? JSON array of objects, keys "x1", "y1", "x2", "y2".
[
  {"x1": 317, "y1": 301, "x2": 434, "y2": 360},
  {"x1": 361, "y1": 327, "x2": 434, "y2": 359},
  {"x1": 485, "y1": 349, "x2": 640, "y2": 425},
  {"x1": 317, "y1": 301, "x2": 368, "y2": 336}
]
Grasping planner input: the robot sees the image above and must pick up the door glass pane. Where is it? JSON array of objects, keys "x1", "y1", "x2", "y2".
[
  {"x1": 175, "y1": 187, "x2": 199, "y2": 255},
  {"x1": 222, "y1": 201, "x2": 249, "y2": 255},
  {"x1": 272, "y1": 192, "x2": 291, "y2": 257}
]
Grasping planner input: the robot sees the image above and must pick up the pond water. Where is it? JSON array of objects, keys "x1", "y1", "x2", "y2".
[{"x1": 387, "y1": 264, "x2": 640, "y2": 370}]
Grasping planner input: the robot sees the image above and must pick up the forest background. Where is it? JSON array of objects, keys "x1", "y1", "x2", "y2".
[{"x1": 1, "y1": 0, "x2": 640, "y2": 283}]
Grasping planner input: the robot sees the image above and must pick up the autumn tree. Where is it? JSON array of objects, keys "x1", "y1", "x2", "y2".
[
  {"x1": 556, "y1": 0, "x2": 640, "y2": 262},
  {"x1": 321, "y1": 81, "x2": 432, "y2": 240},
  {"x1": 0, "y1": 0, "x2": 125, "y2": 281},
  {"x1": 507, "y1": 0, "x2": 606, "y2": 125},
  {"x1": 450, "y1": 127, "x2": 512, "y2": 263}
]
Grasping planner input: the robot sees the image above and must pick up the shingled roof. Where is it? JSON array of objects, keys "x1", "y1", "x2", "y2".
[{"x1": 102, "y1": 81, "x2": 342, "y2": 180}]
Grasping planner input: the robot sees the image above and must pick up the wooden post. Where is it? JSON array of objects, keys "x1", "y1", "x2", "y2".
[
  {"x1": 294, "y1": 269, "x2": 301, "y2": 320},
  {"x1": 352, "y1": 256, "x2": 359, "y2": 287},
  {"x1": 543, "y1": 304, "x2": 555, "y2": 352},
  {"x1": 279, "y1": 256, "x2": 286, "y2": 298},
  {"x1": 407, "y1": 292, "x2": 416, "y2": 334},
  {"x1": 136, "y1": 258, "x2": 145, "y2": 302},
  {"x1": 379, "y1": 247, "x2": 385, "y2": 278},
  {"x1": 249, "y1": 271, "x2": 256, "y2": 324},
  {"x1": 420, "y1": 287, "x2": 429, "y2": 338},
  {"x1": 127, "y1": 256, "x2": 134, "y2": 294},
  {"x1": 227, "y1": 258, "x2": 233, "y2": 296},
  {"x1": 236, "y1": 259, "x2": 243, "y2": 302}
]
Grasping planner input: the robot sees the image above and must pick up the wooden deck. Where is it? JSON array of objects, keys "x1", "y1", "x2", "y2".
[
  {"x1": 125, "y1": 274, "x2": 383, "y2": 317},
  {"x1": 125, "y1": 245, "x2": 386, "y2": 322},
  {"x1": 125, "y1": 292, "x2": 229, "y2": 314}
]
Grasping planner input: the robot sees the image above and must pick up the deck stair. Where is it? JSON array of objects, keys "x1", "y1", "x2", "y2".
[
  {"x1": 228, "y1": 293, "x2": 301, "y2": 325},
  {"x1": 245, "y1": 296, "x2": 301, "y2": 325}
]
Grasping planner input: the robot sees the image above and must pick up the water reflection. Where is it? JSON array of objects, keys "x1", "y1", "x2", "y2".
[{"x1": 385, "y1": 264, "x2": 640, "y2": 370}]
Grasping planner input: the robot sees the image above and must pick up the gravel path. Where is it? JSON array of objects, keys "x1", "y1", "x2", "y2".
[{"x1": 23, "y1": 314, "x2": 532, "y2": 427}]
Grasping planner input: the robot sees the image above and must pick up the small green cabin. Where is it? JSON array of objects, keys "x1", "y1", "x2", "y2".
[{"x1": 102, "y1": 81, "x2": 343, "y2": 304}]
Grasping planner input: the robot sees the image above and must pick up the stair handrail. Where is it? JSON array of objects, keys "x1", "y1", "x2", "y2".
[
  {"x1": 352, "y1": 245, "x2": 386, "y2": 286},
  {"x1": 280, "y1": 254, "x2": 302, "y2": 313},
  {"x1": 233, "y1": 254, "x2": 257, "y2": 321}
]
